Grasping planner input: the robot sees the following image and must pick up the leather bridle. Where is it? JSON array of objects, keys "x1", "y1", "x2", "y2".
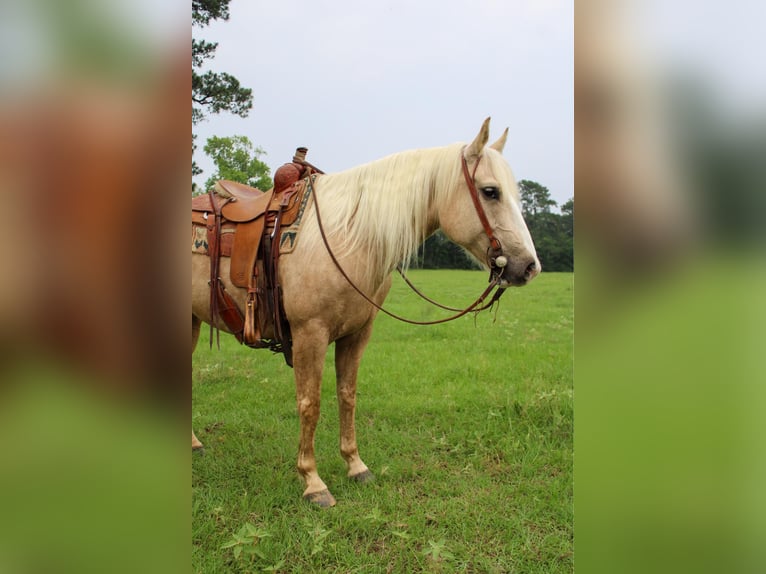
[
  {"x1": 460, "y1": 150, "x2": 507, "y2": 280},
  {"x1": 310, "y1": 150, "x2": 508, "y2": 326}
]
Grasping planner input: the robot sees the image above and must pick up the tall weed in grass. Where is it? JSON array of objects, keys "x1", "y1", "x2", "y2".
[{"x1": 193, "y1": 270, "x2": 572, "y2": 572}]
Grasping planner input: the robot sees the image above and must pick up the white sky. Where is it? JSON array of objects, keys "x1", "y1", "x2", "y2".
[{"x1": 192, "y1": 0, "x2": 574, "y2": 207}]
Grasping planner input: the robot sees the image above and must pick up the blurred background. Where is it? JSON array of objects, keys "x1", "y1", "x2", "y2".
[
  {"x1": 0, "y1": 0, "x2": 188, "y2": 572},
  {"x1": 576, "y1": 1, "x2": 765, "y2": 573}
]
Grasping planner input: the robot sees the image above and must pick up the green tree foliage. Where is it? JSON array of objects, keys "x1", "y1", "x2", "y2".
[
  {"x1": 518, "y1": 180, "x2": 574, "y2": 272},
  {"x1": 193, "y1": 0, "x2": 230, "y2": 26},
  {"x1": 202, "y1": 135, "x2": 273, "y2": 192},
  {"x1": 519, "y1": 179, "x2": 558, "y2": 217},
  {"x1": 411, "y1": 231, "x2": 480, "y2": 270},
  {"x1": 192, "y1": 0, "x2": 253, "y2": 176}
]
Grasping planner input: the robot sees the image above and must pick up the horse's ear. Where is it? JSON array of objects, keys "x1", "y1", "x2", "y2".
[
  {"x1": 489, "y1": 127, "x2": 508, "y2": 153},
  {"x1": 464, "y1": 117, "x2": 491, "y2": 160}
]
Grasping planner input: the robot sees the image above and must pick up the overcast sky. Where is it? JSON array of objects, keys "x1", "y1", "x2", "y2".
[
  {"x1": 193, "y1": 0, "x2": 574, "y2": 207},
  {"x1": 638, "y1": 0, "x2": 766, "y2": 116}
]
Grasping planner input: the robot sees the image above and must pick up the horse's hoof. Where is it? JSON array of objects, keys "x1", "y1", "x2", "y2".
[
  {"x1": 349, "y1": 469, "x2": 375, "y2": 484},
  {"x1": 192, "y1": 446, "x2": 205, "y2": 456},
  {"x1": 303, "y1": 489, "x2": 336, "y2": 508}
]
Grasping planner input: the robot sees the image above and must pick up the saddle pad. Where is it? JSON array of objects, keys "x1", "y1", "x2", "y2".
[
  {"x1": 192, "y1": 224, "x2": 234, "y2": 256},
  {"x1": 279, "y1": 176, "x2": 315, "y2": 254},
  {"x1": 192, "y1": 225, "x2": 207, "y2": 254}
]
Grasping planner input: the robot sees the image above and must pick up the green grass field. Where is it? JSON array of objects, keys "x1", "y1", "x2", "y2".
[{"x1": 192, "y1": 270, "x2": 573, "y2": 573}]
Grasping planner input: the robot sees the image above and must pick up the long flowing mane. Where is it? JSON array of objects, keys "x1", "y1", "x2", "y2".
[{"x1": 304, "y1": 143, "x2": 466, "y2": 284}]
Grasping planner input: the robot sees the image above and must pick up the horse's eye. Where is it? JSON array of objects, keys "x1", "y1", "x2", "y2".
[{"x1": 481, "y1": 186, "x2": 500, "y2": 200}]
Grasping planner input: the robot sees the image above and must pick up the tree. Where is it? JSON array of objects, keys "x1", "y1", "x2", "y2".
[
  {"x1": 519, "y1": 179, "x2": 557, "y2": 218},
  {"x1": 411, "y1": 231, "x2": 480, "y2": 270},
  {"x1": 192, "y1": 0, "x2": 253, "y2": 176},
  {"x1": 560, "y1": 198, "x2": 573, "y2": 237},
  {"x1": 193, "y1": 0, "x2": 230, "y2": 27},
  {"x1": 518, "y1": 179, "x2": 574, "y2": 272},
  {"x1": 203, "y1": 135, "x2": 273, "y2": 192}
]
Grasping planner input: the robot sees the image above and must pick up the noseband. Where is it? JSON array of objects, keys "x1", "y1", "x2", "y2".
[{"x1": 460, "y1": 151, "x2": 507, "y2": 282}]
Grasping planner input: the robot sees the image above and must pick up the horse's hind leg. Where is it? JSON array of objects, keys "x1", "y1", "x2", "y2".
[
  {"x1": 192, "y1": 315, "x2": 204, "y2": 452},
  {"x1": 335, "y1": 322, "x2": 375, "y2": 483},
  {"x1": 292, "y1": 328, "x2": 335, "y2": 507}
]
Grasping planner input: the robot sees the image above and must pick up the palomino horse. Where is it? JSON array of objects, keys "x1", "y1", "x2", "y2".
[{"x1": 192, "y1": 118, "x2": 540, "y2": 506}]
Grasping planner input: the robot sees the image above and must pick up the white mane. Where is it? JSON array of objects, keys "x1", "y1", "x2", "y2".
[{"x1": 305, "y1": 143, "x2": 465, "y2": 284}]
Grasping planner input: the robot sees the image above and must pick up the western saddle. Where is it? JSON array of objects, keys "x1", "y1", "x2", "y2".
[{"x1": 191, "y1": 148, "x2": 322, "y2": 366}]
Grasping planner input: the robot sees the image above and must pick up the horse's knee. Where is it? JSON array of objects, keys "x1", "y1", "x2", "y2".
[
  {"x1": 298, "y1": 397, "x2": 320, "y2": 421},
  {"x1": 337, "y1": 386, "x2": 356, "y2": 409}
]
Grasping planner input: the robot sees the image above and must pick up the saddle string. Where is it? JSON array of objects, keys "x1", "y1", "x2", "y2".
[{"x1": 309, "y1": 175, "x2": 506, "y2": 326}]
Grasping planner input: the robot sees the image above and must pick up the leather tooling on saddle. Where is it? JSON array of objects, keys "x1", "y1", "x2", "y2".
[{"x1": 191, "y1": 148, "x2": 319, "y2": 366}]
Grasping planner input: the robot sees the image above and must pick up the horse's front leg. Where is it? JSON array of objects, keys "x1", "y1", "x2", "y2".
[
  {"x1": 335, "y1": 321, "x2": 375, "y2": 483},
  {"x1": 292, "y1": 329, "x2": 336, "y2": 507}
]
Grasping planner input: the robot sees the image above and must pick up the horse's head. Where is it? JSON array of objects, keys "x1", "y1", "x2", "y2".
[{"x1": 438, "y1": 118, "x2": 541, "y2": 287}]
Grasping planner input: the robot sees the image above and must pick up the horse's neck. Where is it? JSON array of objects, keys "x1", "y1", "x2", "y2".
[{"x1": 314, "y1": 145, "x2": 459, "y2": 284}]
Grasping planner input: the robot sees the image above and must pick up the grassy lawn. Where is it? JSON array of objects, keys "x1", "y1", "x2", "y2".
[{"x1": 192, "y1": 270, "x2": 573, "y2": 573}]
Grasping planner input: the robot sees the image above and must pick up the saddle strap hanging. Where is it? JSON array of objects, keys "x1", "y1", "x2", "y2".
[
  {"x1": 206, "y1": 189, "x2": 248, "y2": 347},
  {"x1": 244, "y1": 287, "x2": 259, "y2": 345},
  {"x1": 263, "y1": 197, "x2": 294, "y2": 366},
  {"x1": 214, "y1": 282, "x2": 246, "y2": 343},
  {"x1": 207, "y1": 189, "x2": 223, "y2": 348}
]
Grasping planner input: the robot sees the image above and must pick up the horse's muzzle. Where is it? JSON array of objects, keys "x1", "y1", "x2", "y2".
[{"x1": 498, "y1": 257, "x2": 540, "y2": 286}]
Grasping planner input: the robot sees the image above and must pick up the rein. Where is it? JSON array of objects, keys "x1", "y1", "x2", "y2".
[
  {"x1": 395, "y1": 265, "x2": 472, "y2": 312},
  {"x1": 309, "y1": 152, "x2": 508, "y2": 326}
]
